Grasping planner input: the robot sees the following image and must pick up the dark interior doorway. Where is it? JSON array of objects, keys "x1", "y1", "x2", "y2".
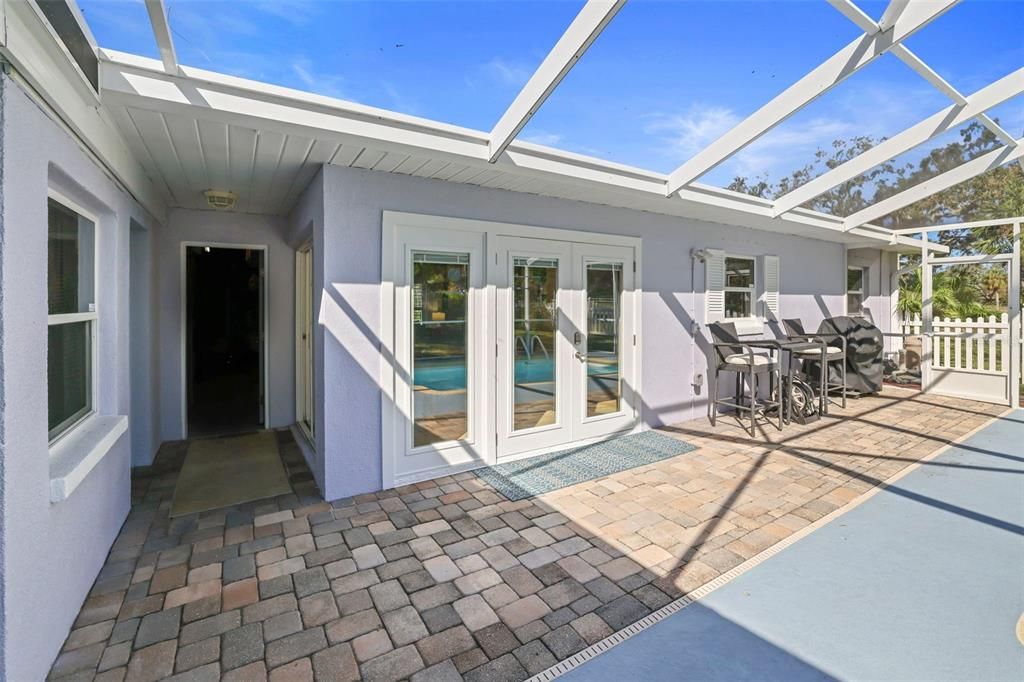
[{"x1": 185, "y1": 245, "x2": 265, "y2": 438}]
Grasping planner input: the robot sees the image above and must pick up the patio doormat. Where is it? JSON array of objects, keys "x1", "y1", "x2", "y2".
[
  {"x1": 476, "y1": 430, "x2": 697, "y2": 501},
  {"x1": 170, "y1": 431, "x2": 292, "y2": 517}
]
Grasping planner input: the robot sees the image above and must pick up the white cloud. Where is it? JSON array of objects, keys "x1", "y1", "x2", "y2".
[
  {"x1": 521, "y1": 131, "x2": 563, "y2": 146},
  {"x1": 291, "y1": 58, "x2": 345, "y2": 99},
  {"x1": 483, "y1": 58, "x2": 532, "y2": 88},
  {"x1": 643, "y1": 105, "x2": 741, "y2": 160}
]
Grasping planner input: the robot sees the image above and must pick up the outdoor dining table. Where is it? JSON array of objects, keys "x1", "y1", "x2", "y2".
[{"x1": 744, "y1": 338, "x2": 828, "y2": 422}]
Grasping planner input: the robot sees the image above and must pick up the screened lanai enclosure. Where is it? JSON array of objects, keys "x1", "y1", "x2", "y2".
[{"x1": 1, "y1": 0, "x2": 1023, "y2": 680}]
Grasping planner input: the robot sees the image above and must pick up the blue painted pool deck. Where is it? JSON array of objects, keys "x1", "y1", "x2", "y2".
[{"x1": 563, "y1": 409, "x2": 1024, "y2": 682}]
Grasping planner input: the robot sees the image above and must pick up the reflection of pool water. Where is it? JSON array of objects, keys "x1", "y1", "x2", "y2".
[{"x1": 414, "y1": 357, "x2": 618, "y2": 391}]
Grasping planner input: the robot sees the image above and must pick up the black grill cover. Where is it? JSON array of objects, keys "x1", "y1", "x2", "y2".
[{"x1": 803, "y1": 316, "x2": 884, "y2": 395}]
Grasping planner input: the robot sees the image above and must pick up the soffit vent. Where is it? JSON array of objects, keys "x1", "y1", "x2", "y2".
[{"x1": 204, "y1": 189, "x2": 237, "y2": 210}]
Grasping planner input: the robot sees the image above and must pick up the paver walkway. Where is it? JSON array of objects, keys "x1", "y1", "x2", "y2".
[
  {"x1": 561, "y1": 408, "x2": 1024, "y2": 681},
  {"x1": 48, "y1": 388, "x2": 1004, "y2": 681}
]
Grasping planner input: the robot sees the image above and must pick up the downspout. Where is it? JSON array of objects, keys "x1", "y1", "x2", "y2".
[{"x1": 690, "y1": 249, "x2": 709, "y2": 421}]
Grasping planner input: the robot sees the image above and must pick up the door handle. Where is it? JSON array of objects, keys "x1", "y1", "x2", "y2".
[{"x1": 575, "y1": 350, "x2": 587, "y2": 362}]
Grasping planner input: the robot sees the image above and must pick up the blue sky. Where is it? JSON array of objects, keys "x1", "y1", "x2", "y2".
[{"x1": 79, "y1": 0, "x2": 1023, "y2": 187}]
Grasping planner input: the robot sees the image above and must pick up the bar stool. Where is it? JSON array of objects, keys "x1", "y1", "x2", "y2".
[
  {"x1": 708, "y1": 322, "x2": 783, "y2": 436},
  {"x1": 782, "y1": 318, "x2": 847, "y2": 411}
]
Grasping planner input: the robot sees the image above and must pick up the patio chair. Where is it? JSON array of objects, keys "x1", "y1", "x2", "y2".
[
  {"x1": 708, "y1": 322, "x2": 783, "y2": 436},
  {"x1": 782, "y1": 318, "x2": 847, "y2": 411}
]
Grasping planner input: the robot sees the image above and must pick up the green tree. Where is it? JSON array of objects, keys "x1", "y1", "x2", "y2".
[{"x1": 727, "y1": 121, "x2": 1024, "y2": 317}]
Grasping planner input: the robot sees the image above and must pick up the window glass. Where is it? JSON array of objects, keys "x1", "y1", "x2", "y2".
[
  {"x1": 411, "y1": 252, "x2": 470, "y2": 447},
  {"x1": 847, "y1": 266, "x2": 864, "y2": 293},
  {"x1": 725, "y1": 291, "x2": 753, "y2": 319},
  {"x1": 725, "y1": 257, "x2": 754, "y2": 288},
  {"x1": 48, "y1": 199, "x2": 95, "y2": 314},
  {"x1": 48, "y1": 321, "x2": 92, "y2": 438}
]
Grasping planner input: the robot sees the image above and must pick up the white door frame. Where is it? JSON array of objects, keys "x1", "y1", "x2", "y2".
[
  {"x1": 381, "y1": 211, "x2": 643, "y2": 489},
  {"x1": 180, "y1": 241, "x2": 270, "y2": 438},
  {"x1": 295, "y1": 242, "x2": 315, "y2": 445}
]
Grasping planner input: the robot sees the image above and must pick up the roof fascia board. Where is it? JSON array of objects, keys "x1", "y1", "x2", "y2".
[
  {"x1": 143, "y1": 0, "x2": 177, "y2": 74},
  {"x1": 487, "y1": 0, "x2": 624, "y2": 162},
  {"x1": 771, "y1": 66, "x2": 1024, "y2": 217},
  {"x1": 843, "y1": 139, "x2": 1024, "y2": 230},
  {"x1": 664, "y1": 0, "x2": 958, "y2": 195},
  {"x1": 1, "y1": 2, "x2": 166, "y2": 221}
]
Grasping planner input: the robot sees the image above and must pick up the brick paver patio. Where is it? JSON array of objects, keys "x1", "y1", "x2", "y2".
[{"x1": 48, "y1": 387, "x2": 1004, "y2": 681}]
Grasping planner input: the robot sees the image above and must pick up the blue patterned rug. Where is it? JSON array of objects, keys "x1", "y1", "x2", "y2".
[{"x1": 477, "y1": 430, "x2": 697, "y2": 501}]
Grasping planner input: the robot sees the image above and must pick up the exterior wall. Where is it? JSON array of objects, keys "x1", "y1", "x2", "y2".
[
  {"x1": 129, "y1": 221, "x2": 161, "y2": 465},
  {"x1": 0, "y1": 75, "x2": 160, "y2": 680},
  {"x1": 315, "y1": 164, "x2": 848, "y2": 500},
  {"x1": 848, "y1": 247, "x2": 898, "y2": 349},
  {"x1": 155, "y1": 209, "x2": 297, "y2": 442}
]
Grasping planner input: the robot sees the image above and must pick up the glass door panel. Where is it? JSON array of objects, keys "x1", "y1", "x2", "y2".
[
  {"x1": 584, "y1": 262, "x2": 623, "y2": 417},
  {"x1": 512, "y1": 257, "x2": 559, "y2": 431},
  {"x1": 411, "y1": 251, "x2": 470, "y2": 447},
  {"x1": 495, "y1": 237, "x2": 573, "y2": 458},
  {"x1": 572, "y1": 244, "x2": 637, "y2": 440}
]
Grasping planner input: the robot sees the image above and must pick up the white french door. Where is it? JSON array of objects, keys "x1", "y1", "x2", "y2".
[
  {"x1": 494, "y1": 236, "x2": 637, "y2": 460},
  {"x1": 383, "y1": 212, "x2": 641, "y2": 487}
]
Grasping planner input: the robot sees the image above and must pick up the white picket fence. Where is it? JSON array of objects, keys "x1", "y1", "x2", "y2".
[{"x1": 898, "y1": 313, "x2": 1011, "y2": 373}]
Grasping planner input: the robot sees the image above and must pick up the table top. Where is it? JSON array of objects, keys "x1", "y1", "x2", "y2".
[{"x1": 744, "y1": 339, "x2": 825, "y2": 352}]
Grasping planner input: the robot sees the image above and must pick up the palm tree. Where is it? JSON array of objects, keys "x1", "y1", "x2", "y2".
[{"x1": 897, "y1": 267, "x2": 1000, "y2": 319}]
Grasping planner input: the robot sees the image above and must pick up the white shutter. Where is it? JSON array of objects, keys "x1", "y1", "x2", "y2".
[
  {"x1": 763, "y1": 255, "x2": 780, "y2": 320},
  {"x1": 705, "y1": 249, "x2": 725, "y2": 323}
]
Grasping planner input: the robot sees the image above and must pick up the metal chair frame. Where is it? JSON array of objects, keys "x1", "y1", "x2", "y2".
[
  {"x1": 782, "y1": 319, "x2": 848, "y2": 412},
  {"x1": 708, "y1": 322, "x2": 783, "y2": 436}
]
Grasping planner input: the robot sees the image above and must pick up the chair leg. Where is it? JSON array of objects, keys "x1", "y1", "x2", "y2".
[
  {"x1": 841, "y1": 359, "x2": 848, "y2": 408},
  {"x1": 776, "y1": 367, "x2": 783, "y2": 431},
  {"x1": 749, "y1": 372, "x2": 758, "y2": 437},
  {"x1": 709, "y1": 367, "x2": 718, "y2": 426}
]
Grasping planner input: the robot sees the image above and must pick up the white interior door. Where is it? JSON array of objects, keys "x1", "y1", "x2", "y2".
[{"x1": 494, "y1": 237, "x2": 574, "y2": 456}]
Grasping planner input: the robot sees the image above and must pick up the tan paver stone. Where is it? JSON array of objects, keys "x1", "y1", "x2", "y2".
[
  {"x1": 164, "y1": 580, "x2": 221, "y2": 609},
  {"x1": 126, "y1": 640, "x2": 176, "y2": 682},
  {"x1": 222, "y1": 577, "x2": 259, "y2": 611},
  {"x1": 312, "y1": 643, "x2": 360, "y2": 681},
  {"x1": 352, "y1": 629, "x2": 393, "y2": 662},
  {"x1": 269, "y1": 656, "x2": 313, "y2": 682},
  {"x1": 453, "y1": 595, "x2": 499, "y2": 631},
  {"x1": 496, "y1": 595, "x2": 551, "y2": 629},
  {"x1": 150, "y1": 565, "x2": 188, "y2": 594}
]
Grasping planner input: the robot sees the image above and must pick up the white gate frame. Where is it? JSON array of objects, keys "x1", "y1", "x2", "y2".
[{"x1": 893, "y1": 217, "x2": 1022, "y2": 406}]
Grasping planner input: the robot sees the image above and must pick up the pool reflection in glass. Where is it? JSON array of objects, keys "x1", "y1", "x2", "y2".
[
  {"x1": 412, "y1": 252, "x2": 469, "y2": 446},
  {"x1": 513, "y1": 257, "x2": 558, "y2": 431},
  {"x1": 586, "y1": 261, "x2": 623, "y2": 417}
]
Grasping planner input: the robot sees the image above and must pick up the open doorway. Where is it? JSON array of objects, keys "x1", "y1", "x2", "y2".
[{"x1": 184, "y1": 244, "x2": 266, "y2": 437}]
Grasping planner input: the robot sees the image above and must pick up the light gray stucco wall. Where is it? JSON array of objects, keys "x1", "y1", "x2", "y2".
[
  {"x1": 155, "y1": 209, "x2": 296, "y2": 441},
  {"x1": 0, "y1": 74, "x2": 160, "y2": 680},
  {"x1": 314, "y1": 164, "x2": 848, "y2": 501},
  {"x1": 129, "y1": 221, "x2": 161, "y2": 465}
]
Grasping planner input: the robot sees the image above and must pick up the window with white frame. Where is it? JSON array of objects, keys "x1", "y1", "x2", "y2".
[
  {"x1": 847, "y1": 266, "x2": 867, "y2": 315},
  {"x1": 47, "y1": 196, "x2": 97, "y2": 442},
  {"x1": 724, "y1": 256, "x2": 756, "y2": 318}
]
